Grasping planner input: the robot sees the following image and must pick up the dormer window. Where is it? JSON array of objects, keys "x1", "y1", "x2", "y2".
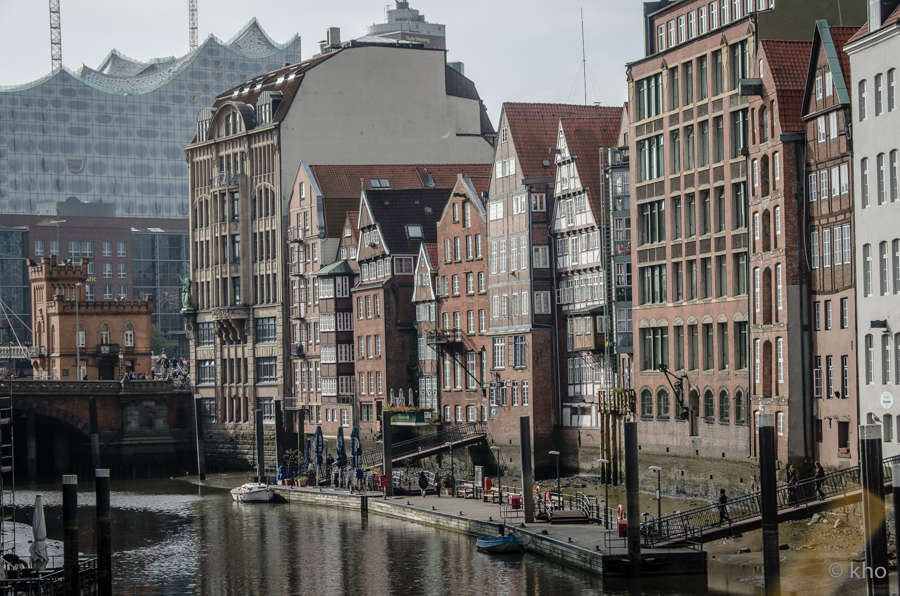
[
  {"x1": 257, "y1": 91, "x2": 283, "y2": 126},
  {"x1": 196, "y1": 107, "x2": 216, "y2": 142},
  {"x1": 406, "y1": 225, "x2": 423, "y2": 238},
  {"x1": 369, "y1": 178, "x2": 390, "y2": 188}
]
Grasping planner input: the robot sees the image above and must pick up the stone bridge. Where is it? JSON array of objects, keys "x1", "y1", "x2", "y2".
[{"x1": 0, "y1": 379, "x2": 196, "y2": 478}]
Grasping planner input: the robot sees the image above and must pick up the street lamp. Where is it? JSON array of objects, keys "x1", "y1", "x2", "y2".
[
  {"x1": 118, "y1": 347, "x2": 123, "y2": 381},
  {"x1": 597, "y1": 458, "x2": 610, "y2": 528},
  {"x1": 444, "y1": 441, "x2": 454, "y2": 497},
  {"x1": 75, "y1": 282, "x2": 82, "y2": 381},
  {"x1": 549, "y1": 450, "x2": 561, "y2": 508},
  {"x1": 649, "y1": 466, "x2": 662, "y2": 521},
  {"x1": 49, "y1": 220, "x2": 66, "y2": 259},
  {"x1": 490, "y1": 445, "x2": 501, "y2": 506}
]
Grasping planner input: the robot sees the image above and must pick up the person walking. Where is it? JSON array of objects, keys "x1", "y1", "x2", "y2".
[
  {"x1": 814, "y1": 461, "x2": 826, "y2": 500},
  {"x1": 787, "y1": 465, "x2": 800, "y2": 507},
  {"x1": 433, "y1": 470, "x2": 442, "y2": 499},
  {"x1": 718, "y1": 488, "x2": 731, "y2": 526},
  {"x1": 418, "y1": 471, "x2": 428, "y2": 498}
]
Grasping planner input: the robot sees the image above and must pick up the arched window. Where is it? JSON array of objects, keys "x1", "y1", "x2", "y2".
[
  {"x1": 77, "y1": 324, "x2": 85, "y2": 348},
  {"x1": 734, "y1": 390, "x2": 744, "y2": 422},
  {"x1": 100, "y1": 324, "x2": 110, "y2": 345},
  {"x1": 657, "y1": 388, "x2": 670, "y2": 418},
  {"x1": 759, "y1": 107, "x2": 768, "y2": 142},
  {"x1": 641, "y1": 389, "x2": 653, "y2": 416},
  {"x1": 719, "y1": 390, "x2": 730, "y2": 420},
  {"x1": 704, "y1": 389, "x2": 715, "y2": 418},
  {"x1": 124, "y1": 324, "x2": 134, "y2": 347}
]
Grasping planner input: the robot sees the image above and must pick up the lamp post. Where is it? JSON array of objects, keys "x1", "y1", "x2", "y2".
[
  {"x1": 549, "y1": 450, "x2": 561, "y2": 508},
  {"x1": 117, "y1": 347, "x2": 123, "y2": 381},
  {"x1": 649, "y1": 466, "x2": 662, "y2": 521},
  {"x1": 444, "y1": 441, "x2": 454, "y2": 497},
  {"x1": 75, "y1": 282, "x2": 82, "y2": 381},
  {"x1": 598, "y1": 458, "x2": 610, "y2": 528},
  {"x1": 49, "y1": 219, "x2": 66, "y2": 258},
  {"x1": 490, "y1": 445, "x2": 501, "y2": 506}
]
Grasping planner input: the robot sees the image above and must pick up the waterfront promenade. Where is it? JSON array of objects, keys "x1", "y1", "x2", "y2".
[{"x1": 273, "y1": 485, "x2": 707, "y2": 578}]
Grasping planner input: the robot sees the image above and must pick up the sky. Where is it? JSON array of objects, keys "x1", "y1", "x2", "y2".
[{"x1": 0, "y1": 0, "x2": 643, "y2": 121}]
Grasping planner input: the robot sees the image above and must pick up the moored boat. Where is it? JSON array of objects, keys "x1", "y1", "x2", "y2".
[
  {"x1": 230, "y1": 483, "x2": 276, "y2": 503},
  {"x1": 475, "y1": 535, "x2": 525, "y2": 554}
]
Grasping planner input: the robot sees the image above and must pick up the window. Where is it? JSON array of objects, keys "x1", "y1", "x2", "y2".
[
  {"x1": 776, "y1": 412, "x2": 784, "y2": 436},
  {"x1": 638, "y1": 135, "x2": 665, "y2": 181},
  {"x1": 710, "y1": 1, "x2": 718, "y2": 28},
  {"x1": 826, "y1": 70, "x2": 833, "y2": 97},
  {"x1": 730, "y1": 41, "x2": 748, "y2": 91},
  {"x1": 256, "y1": 357, "x2": 277, "y2": 383},
  {"x1": 713, "y1": 50, "x2": 723, "y2": 96},
  {"x1": 683, "y1": 61, "x2": 694, "y2": 106},
  {"x1": 637, "y1": 74, "x2": 664, "y2": 121},
  {"x1": 731, "y1": 109, "x2": 748, "y2": 158},
  {"x1": 859, "y1": 80, "x2": 868, "y2": 121},
  {"x1": 862, "y1": 157, "x2": 870, "y2": 208},
  {"x1": 878, "y1": 153, "x2": 887, "y2": 205},
  {"x1": 823, "y1": 229, "x2": 831, "y2": 268},
  {"x1": 640, "y1": 326, "x2": 668, "y2": 371},
  {"x1": 866, "y1": 334, "x2": 874, "y2": 384},
  {"x1": 493, "y1": 338, "x2": 506, "y2": 369},
  {"x1": 699, "y1": 6, "x2": 707, "y2": 33},
  {"x1": 891, "y1": 151, "x2": 899, "y2": 202},
  {"x1": 864, "y1": 244, "x2": 873, "y2": 296},
  {"x1": 641, "y1": 389, "x2": 653, "y2": 416},
  {"x1": 890, "y1": 69, "x2": 897, "y2": 112},
  {"x1": 877, "y1": 74, "x2": 884, "y2": 116},
  {"x1": 811, "y1": 231, "x2": 819, "y2": 270},
  {"x1": 699, "y1": 120, "x2": 710, "y2": 166}
]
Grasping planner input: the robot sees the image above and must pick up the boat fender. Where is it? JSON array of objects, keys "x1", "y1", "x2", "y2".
[{"x1": 617, "y1": 504, "x2": 623, "y2": 519}]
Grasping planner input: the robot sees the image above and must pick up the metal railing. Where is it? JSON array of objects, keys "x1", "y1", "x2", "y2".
[
  {"x1": 0, "y1": 557, "x2": 98, "y2": 595},
  {"x1": 359, "y1": 422, "x2": 487, "y2": 469},
  {"x1": 642, "y1": 454, "x2": 900, "y2": 547}
]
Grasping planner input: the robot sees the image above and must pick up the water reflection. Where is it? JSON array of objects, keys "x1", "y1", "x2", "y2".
[{"x1": 11, "y1": 479, "x2": 730, "y2": 595}]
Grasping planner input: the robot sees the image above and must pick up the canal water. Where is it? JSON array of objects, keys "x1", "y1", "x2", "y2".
[{"x1": 8, "y1": 478, "x2": 741, "y2": 595}]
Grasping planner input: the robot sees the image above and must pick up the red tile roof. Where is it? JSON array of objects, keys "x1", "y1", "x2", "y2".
[
  {"x1": 309, "y1": 164, "x2": 492, "y2": 200},
  {"x1": 559, "y1": 116, "x2": 624, "y2": 213},
  {"x1": 829, "y1": 26, "x2": 861, "y2": 82},
  {"x1": 424, "y1": 243, "x2": 438, "y2": 269},
  {"x1": 502, "y1": 103, "x2": 623, "y2": 181},
  {"x1": 761, "y1": 40, "x2": 813, "y2": 132},
  {"x1": 847, "y1": 4, "x2": 900, "y2": 44}
]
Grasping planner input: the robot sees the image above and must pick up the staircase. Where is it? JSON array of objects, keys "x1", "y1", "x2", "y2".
[{"x1": 359, "y1": 422, "x2": 487, "y2": 469}]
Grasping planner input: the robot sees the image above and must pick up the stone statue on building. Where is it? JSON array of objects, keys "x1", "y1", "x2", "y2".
[{"x1": 178, "y1": 275, "x2": 192, "y2": 310}]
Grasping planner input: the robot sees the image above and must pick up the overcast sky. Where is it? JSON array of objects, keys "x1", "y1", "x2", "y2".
[{"x1": 0, "y1": 0, "x2": 641, "y2": 121}]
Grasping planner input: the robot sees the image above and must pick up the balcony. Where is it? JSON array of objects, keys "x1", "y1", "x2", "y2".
[
  {"x1": 289, "y1": 261, "x2": 305, "y2": 276},
  {"x1": 426, "y1": 330, "x2": 463, "y2": 346},
  {"x1": 572, "y1": 332, "x2": 605, "y2": 352},
  {"x1": 288, "y1": 227, "x2": 305, "y2": 243},
  {"x1": 290, "y1": 304, "x2": 306, "y2": 320},
  {"x1": 95, "y1": 343, "x2": 121, "y2": 355},
  {"x1": 290, "y1": 343, "x2": 306, "y2": 358},
  {"x1": 29, "y1": 346, "x2": 46, "y2": 357},
  {"x1": 210, "y1": 171, "x2": 242, "y2": 189}
]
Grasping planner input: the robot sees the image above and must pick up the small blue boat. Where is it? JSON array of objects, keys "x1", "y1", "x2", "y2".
[{"x1": 476, "y1": 535, "x2": 525, "y2": 554}]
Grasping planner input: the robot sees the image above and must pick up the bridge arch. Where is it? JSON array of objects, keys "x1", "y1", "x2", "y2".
[{"x1": 13, "y1": 398, "x2": 90, "y2": 436}]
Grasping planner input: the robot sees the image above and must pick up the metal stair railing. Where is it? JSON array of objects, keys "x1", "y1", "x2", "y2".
[
  {"x1": 641, "y1": 454, "x2": 900, "y2": 547},
  {"x1": 359, "y1": 422, "x2": 487, "y2": 469}
]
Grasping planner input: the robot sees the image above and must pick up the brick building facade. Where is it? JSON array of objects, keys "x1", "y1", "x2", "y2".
[{"x1": 29, "y1": 256, "x2": 154, "y2": 381}]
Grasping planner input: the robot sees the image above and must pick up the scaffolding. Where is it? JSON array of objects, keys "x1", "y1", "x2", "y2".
[{"x1": 0, "y1": 334, "x2": 15, "y2": 560}]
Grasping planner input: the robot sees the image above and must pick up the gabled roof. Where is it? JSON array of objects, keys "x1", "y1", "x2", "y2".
[
  {"x1": 315, "y1": 260, "x2": 355, "y2": 277},
  {"x1": 802, "y1": 22, "x2": 857, "y2": 117},
  {"x1": 346, "y1": 212, "x2": 360, "y2": 240},
  {"x1": 362, "y1": 188, "x2": 452, "y2": 255},
  {"x1": 502, "y1": 103, "x2": 623, "y2": 181},
  {"x1": 559, "y1": 115, "x2": 623, "y2": 213},
  {"x1": 308, "y1": 164, "x2": 492, "y2": 199},
  {"x1": 424, "y1": 242, "x2": 438, "y2": 268},
  {"x1": 847, "y1": 3, "x2": 900, "y2": 44},
  {"x1": 760, "y1": 39, "x2": 813, "y2": 132}
]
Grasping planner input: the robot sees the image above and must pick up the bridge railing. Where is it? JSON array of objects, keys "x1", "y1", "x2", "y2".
[
  {"x1": 359, "y1": 422, "x2": 487, "y2": 469},
  {"x1": 642, "y1": 454, "x2": 900, "y2": 547}
]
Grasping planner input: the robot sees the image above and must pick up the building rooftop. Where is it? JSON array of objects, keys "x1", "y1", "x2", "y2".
[
  {"x1": 559, "y1": 115, "x2": 624, "y2": 212},
  {"x1": 847, "y1": 3, "x2": 900, "y2": 44},
  {"x1": 309, "y1": 163, "x2": 492, "y2": 199},
  {"x1": 363, "y1": 187, "x2": 452, "y2": 255},
  {"x1": 502, "y1": 103, "x2": 623, "y2": 182},
  {"x1": 760, "y1": 39, "x2": 813, "y2": 132}
]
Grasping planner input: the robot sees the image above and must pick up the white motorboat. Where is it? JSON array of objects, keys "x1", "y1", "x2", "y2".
[{"x1": 230, "y1": 482, "x2": 275, "y2": 503}]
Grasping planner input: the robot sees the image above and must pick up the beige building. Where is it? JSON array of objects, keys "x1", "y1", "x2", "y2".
[{"x1": 182, "y1": 33, "x2": 494, "y2": 463}]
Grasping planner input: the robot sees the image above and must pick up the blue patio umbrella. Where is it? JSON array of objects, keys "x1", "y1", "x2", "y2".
[
  {"x1": 314, "y1": 426, "x2": 325, "y2": 467},
  {"x1": 336, "y1": 426, "x2": 347, "y2": 468},
  {"x1": 304, "y1": 438, "x2": 312, "y2": 469},
  {"x1": 350, "y1": 427, "x2": 363, "y2": 480}
]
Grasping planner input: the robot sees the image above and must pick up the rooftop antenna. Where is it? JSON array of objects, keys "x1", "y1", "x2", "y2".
[
  {"x1": 189, "y1": 0, "x2": 199, "y2": 52},
  {"x1": 49, "y1": 0, "x2": 62, "y2": 71},
  {"x1": 581, "y1": 7, "x2": 587, "y2": 106}
]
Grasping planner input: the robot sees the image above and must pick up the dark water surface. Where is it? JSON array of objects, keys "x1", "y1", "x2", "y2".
[{"x1": 10, "y1": 478, "x2": 742, "y2": 595}]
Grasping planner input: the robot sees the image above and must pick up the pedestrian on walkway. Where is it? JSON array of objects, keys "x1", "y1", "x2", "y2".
[
  {"x1": 787, "y1": 465, "x2": 800, "y2": 507},
  {"x1": 718, "y1": 488, "x2": 730, "y2": 526},
  {"x1": 814, "y1": 461, "x2": 826, "y2": 500},
  {"x1": 433, "y1": 470, "x2": 442, "y2": 499},
  {"x1": 418, "y1": 471, "x2": 428, "y2": 498}
]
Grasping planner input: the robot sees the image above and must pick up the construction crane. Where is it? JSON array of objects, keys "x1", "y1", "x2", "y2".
[
  {"x1": 49, "y1": 0, "x2": 62, "y2": 70},
  {"x1": 189, "y1": 0, "x2": 198, "y2": 52}
]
